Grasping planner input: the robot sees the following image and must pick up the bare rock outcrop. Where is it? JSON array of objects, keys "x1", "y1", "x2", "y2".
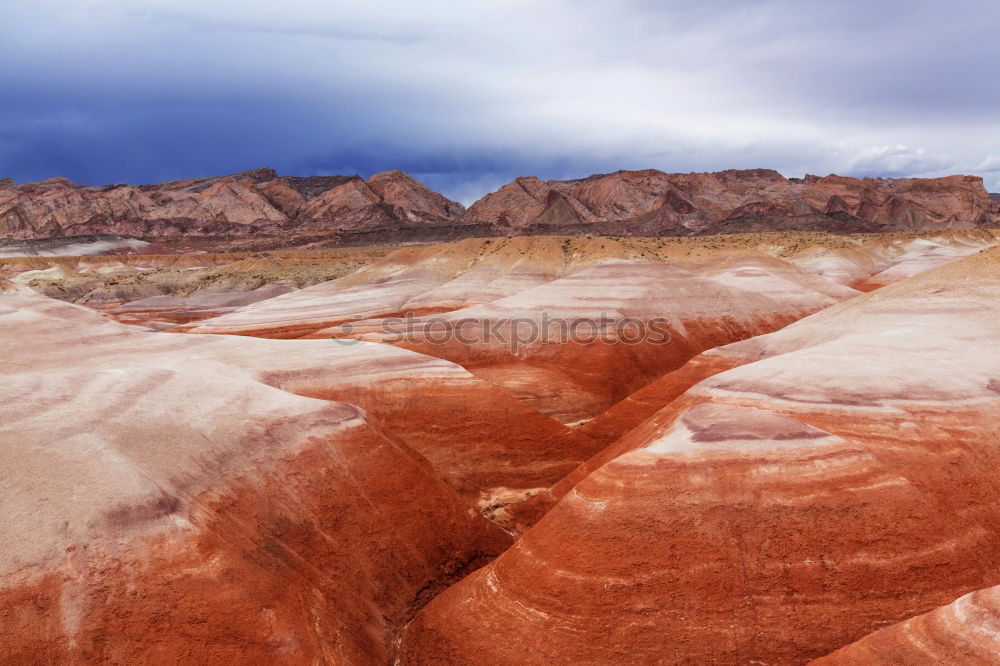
[
  {"x1": 0, "y1": 169, "x2": 468, "y2": 242},
  {"x1": 466, "y1": 169, "x2": 1000, "y2": 236},
  {"x1": 2, "y1": 168, "x2": 997, "y2": 245}
]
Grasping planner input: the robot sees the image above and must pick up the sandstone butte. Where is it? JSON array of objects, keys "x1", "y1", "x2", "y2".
[
  {"x1": 2, "y1": 224, "x2": 1000, "y2": 664},
  {"x1": 397, "y1": 244, "x2": 1000, "y2": 665},
  {"x1": 2, "y1": 167, "x2": 998, "y2": 244}
]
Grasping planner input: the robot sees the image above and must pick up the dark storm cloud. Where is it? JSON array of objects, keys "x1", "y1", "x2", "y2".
[{"x1": 1, "y1": 0, "x2": 998, "y2": 202}]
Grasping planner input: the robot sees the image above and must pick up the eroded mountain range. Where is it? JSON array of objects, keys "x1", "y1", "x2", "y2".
[{"x1": 2, "y1": 167, "x2": 998, "y2": 246}]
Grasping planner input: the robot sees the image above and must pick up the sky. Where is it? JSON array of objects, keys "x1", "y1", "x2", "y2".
[{"x1": 2, "y1": 0, "x2": 999, "y2": 204}]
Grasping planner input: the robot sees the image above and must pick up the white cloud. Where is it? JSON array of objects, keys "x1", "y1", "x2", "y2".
[
  {"x1": 844, "y1": 145, "x2": 952, "y2": 177},
  {"x1": 1, "y1": 0, "x2": 1000, "y2": 194},
  {"x1": 975, "y1": 155, "x2": 1000, "y2": 172}
]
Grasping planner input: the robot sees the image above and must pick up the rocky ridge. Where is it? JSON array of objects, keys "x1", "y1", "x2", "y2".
[
  {"x1": 466, "y1": 169, "x2": 1000, "y2": 235},
  {"x1": 0, "y1": 169, "x2": 478, "y2": 244},
  {"x1": 2, "y1": 168, "x2": 998, "y2": 245}
]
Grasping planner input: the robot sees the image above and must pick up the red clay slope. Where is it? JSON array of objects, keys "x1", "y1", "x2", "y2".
[
  {"x1": 812, "y1": 584, "x2": 1000, "y2": 664},
  {"x1": 0, "y1": 286, "x2": 519, "y2": 665},
  {"x1": 184, "y1": 237, "x2": 859, "y2": 425},
  {"x1": 399, "y1": 245, "x2": 1000, "y2": 665}
]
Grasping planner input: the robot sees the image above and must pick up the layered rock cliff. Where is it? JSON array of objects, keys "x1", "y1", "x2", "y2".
[
  {"x1": 0, "y1": 168, "x2": 474, "y2": 243},
  {"x1": 1, "y1": 168, "x2": 997, "y2": 244},
  {"x1": 466, "y1": 169, "x2": 1000, "y2": 235}
]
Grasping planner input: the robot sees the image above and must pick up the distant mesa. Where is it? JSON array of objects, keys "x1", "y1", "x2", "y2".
[{"x1": 1, "y1": 167, "x2": 998, "y2": 246}]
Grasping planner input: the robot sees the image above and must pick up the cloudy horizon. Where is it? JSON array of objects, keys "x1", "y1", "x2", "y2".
[{"x1": 2, "y1": 0, "x2": 999, "y2": 204}]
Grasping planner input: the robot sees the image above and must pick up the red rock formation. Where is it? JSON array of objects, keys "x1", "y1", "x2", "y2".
[
  {"x1": 0, "y1": 168, "x2": 466, "y2": 241},
  {"x1": 399, "y1": 245, "x2": 1000, "y2": 665},
  {"x1": 4, "y1": 231, "x2": 1000, "y2": 664},
  {"x1": 466, "y1": 169, "x2": 1000, "y2": 235},
  {"x1": 333, "y1": 256, "x2": 854, "y2": 423},
  {"x1": 0, "y1": 288, "x2": 524, "y2": 663},
  {"x1": 367, "y1": 170, "x2": 466, "y2": 220},
  {"x1": 2, "y1": 285, "x2": 598, "y2": 528},
  {"x1": 2, "y1": 168, "x2": 997, "y2": 244},
  {"x1": 812, "y1": 585, "x2": 1000, "y2": 664},
  {"x1": 183, "y1": 237, "x2": 858, "y2": 425}
]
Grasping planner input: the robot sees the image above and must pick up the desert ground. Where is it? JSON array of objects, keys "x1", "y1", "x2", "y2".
[{"x1": 2, "y1": 222, "x2": 1000, "y2": 664}]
